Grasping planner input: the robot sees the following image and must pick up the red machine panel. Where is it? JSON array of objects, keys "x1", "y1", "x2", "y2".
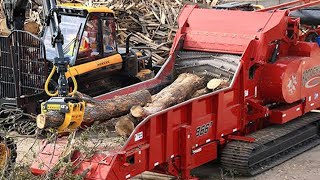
[
  {"x1": 181, "y1": 7, "x2": 287, "y2": 54},
  {"x1": 31, "y1": 1, "x2": 320, "y2": 179},
  {"x1": 261, "y1": 43, "x2": 320, "y2": 104}
]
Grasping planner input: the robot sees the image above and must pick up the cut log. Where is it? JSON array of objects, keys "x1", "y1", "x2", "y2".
[
  {"x1": 192, "y1": 87, "x2": 210, "y2": 98},
  {"x1": 37, "y1": 90, "x2": 152, "y2": 129},
  {"x1": 207, "y1": 79, "x2": 223, "y2": 90},
  {"x1": 207, "y1": 78, "x2": 230, "y2": 90},
  {"x1": 37, "y1": 111, "x2": 65, "y2": 129},
  {"x1": 131, "y1": 73, "x2": 203, "y2": 118},
  {"x1": 130, "y1": 105, "x2": 146, "y2": 118},
  {"x1": 103, "y1": 114, "x2": 139, "y2": 130},
  {"x1": 115, "y1": 118, "x2": 134, "y2": 137},
  {"x1": 0, "y1": 19, "x2": 10, "y2": 36},
  {"x1": 90, "y1": 114, "x2": 140, "y2": 137},
  {"x1": 24, "y1": 22, "x2": 40, "y2": 35},
  {"x1": 101, "y1": 114, "x2": 141, "y2": 136},
  {"x1": 74, "y1": 91, "x2": 99, "y2": 104}
]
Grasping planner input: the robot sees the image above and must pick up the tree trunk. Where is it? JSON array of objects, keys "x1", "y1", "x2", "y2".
[
  {"x1": 37, "y1": 90, "x2": 152, "y2": 129},
  {"x1": 37, "y1": 111, "x2": 65, "y2": 129},
  {"x1": 115, "y1": 115, "x2": 135, "y2": 137},
  {"x1": 131, "y1": 73, "x2": 204, "y2": 118},
  {"x1": 98, "y1": 114, "x2": 141, "y2": 137},
  {"x1": 207, "y1": 79, "x2": 229, "y2": 90},
  {"x1": 192, "y1": 87, "x2": 210, "y2": 98}
]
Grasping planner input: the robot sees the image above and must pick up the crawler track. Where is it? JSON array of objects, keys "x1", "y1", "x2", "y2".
[{"x1": 221, "y1": 113, "x2": 320, "y2": 176}]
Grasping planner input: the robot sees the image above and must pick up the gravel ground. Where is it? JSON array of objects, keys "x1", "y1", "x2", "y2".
[
  {"x1": 191, "y1": 145, "x2": 320, "y2": 180},
  {"x1": 132, "y1": 145, "x2": 320, "y2": 180}
]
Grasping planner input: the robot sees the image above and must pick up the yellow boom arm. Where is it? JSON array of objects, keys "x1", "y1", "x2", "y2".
[{"x1": 66, "y1": 54, "x2": 123, "y2": 78}]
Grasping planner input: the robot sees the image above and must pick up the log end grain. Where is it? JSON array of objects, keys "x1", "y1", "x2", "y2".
[
  {"x1": 130, "y1": 105, "x2": 145, "y2": 118},
  {"x1": 207, "y1": 79, "x2": 223, "y2": 90},
  {"x1": 36, "y1": 114, "x2": 46, "y2": 129},
  {"x1": 115, "y1": 118, "x2": 134, "y2": 137}
]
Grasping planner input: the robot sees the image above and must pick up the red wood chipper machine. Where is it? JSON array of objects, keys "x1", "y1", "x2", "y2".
[{"x1": 30, "y1": 0, "x2": 320, "y2": 179}]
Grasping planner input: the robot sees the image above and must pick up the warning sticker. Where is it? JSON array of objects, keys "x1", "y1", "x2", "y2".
[{"x1": 135, "y1": 132, "x2": 143, "y2": 142}]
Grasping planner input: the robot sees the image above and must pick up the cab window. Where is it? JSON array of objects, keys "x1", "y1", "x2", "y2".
[
  {"x1": 78, "y1": 17, "x2": 99, "y2": 58},
  {"x1": 76, "y1": 13, "x2": 117, "y2": 64},
  {"x1": 102, "y1": 18, "x2": 116, "y2": 53}
]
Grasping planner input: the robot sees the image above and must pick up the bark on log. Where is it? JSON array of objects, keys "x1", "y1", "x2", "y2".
[
  {"x1": 74, "y1": 91, "x2": 99, "y2": 104},
  {"x1": 192, "y1": 87, "x2": 210, "y2": 98},
  {"x1": 37, "y1": 111, "x2": 65, "y2": 129},
  {"x1": 100, "y1": 114, "x2": 141, "y2": 137},
  {"x1": 37, "y1": 90, "x2": 152, "y2": 129},
  {"x1": 131, "y1": 73, "x2": 203, "y2": 118}
]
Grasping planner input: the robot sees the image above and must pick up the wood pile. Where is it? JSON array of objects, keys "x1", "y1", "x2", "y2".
[
  {"x1": 90, "y1": 0, "x2": 183, "y2": 65},
  {"x1": 79, "y1": 0, "x2": 220, "y2": 65},
  {"x1": 0, "y1": 0, "x2": 221, "y2": 63}
]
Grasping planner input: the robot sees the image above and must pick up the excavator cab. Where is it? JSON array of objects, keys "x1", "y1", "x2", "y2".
[
  {"x1": 43, "y1": 4, "x2": 118, "y2": 65},
  {"x1": 42, "y1": 4, "x2": 153, "y2": 97}
]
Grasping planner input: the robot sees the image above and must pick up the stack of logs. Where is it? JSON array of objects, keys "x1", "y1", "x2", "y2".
[{"x1": 37, "y1": 73, "x2": 229, "y2": 136}]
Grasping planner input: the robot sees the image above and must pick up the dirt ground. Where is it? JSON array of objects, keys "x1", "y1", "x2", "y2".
[
  {"x1": 16, "y1": 137, "x2": 320, "y2": 180},
  {"x1": 191, "y1": 145, "x2": 320, "y2": 180},
  {"x1": 132, "y1": 145, "x2": 320, "y2": 180}
]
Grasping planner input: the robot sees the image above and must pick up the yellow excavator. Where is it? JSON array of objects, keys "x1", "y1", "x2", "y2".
[
  {"x1": 0, "y1": 1, "x2": 153, "y2": 122},
  {"x1": 39, "y1": 2, "x2": 154, "y2": 132}
]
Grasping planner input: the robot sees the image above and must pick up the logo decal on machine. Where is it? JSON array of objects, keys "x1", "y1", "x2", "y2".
[
  {"x1": 287, "y1": 75, "x2": 297, "y2": 94},
  {"x1": 305, "y1": 77, "x2": 320, "y2": 88},
  {"x1": 196, "y1": 121, "x2": 213, "y2": 137},
  {"x1": 303, "y1": 65, "x2": 320, "y2": 88}
]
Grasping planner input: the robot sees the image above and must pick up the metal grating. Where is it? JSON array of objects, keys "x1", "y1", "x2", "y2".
[
  {"x1": 0, "y1": 36, "x2": 14, "y2": 98},
  {"x1": 0, "y1": 31, "x2": 47, "y2": 100}
]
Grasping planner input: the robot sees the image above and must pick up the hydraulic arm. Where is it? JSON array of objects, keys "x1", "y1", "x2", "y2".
[
  {"x1": 42, "y1": 0, "x2": 76, "y2": 97},
  {"x1": 40, "y1": 0, "x2": 84, "y2": 132}
]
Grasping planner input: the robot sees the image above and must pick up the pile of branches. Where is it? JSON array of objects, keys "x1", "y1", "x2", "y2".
[{"x1": 91, "y1": 0, "x2": 184, "y2": 65}]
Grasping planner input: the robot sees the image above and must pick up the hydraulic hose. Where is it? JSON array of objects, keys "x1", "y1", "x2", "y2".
[
  {"x1": 44, "y1": 65, "x2": 78, "y2": 97},
  {"x1": 68, "y1": 65, "x2": 77, "y2": 96},
  {"x1": 44, "y1": 66, "x2": 58, "y2": 97}
]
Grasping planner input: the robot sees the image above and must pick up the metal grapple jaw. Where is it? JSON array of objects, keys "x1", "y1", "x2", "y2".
[{"x1": 40, "y1": 97, "x2": 85, "y2": 133}]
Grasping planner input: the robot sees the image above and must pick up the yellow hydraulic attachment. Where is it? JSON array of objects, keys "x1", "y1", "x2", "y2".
[
  {"x1": 41, "y1": 98, "x2": 85, "y2": 133},
  {"x1": 41, "y1": 63, "x2": 85, "y2": 133},
  {"x1": 59, "y1": 102, "x2": 85, "y2": 132}
]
